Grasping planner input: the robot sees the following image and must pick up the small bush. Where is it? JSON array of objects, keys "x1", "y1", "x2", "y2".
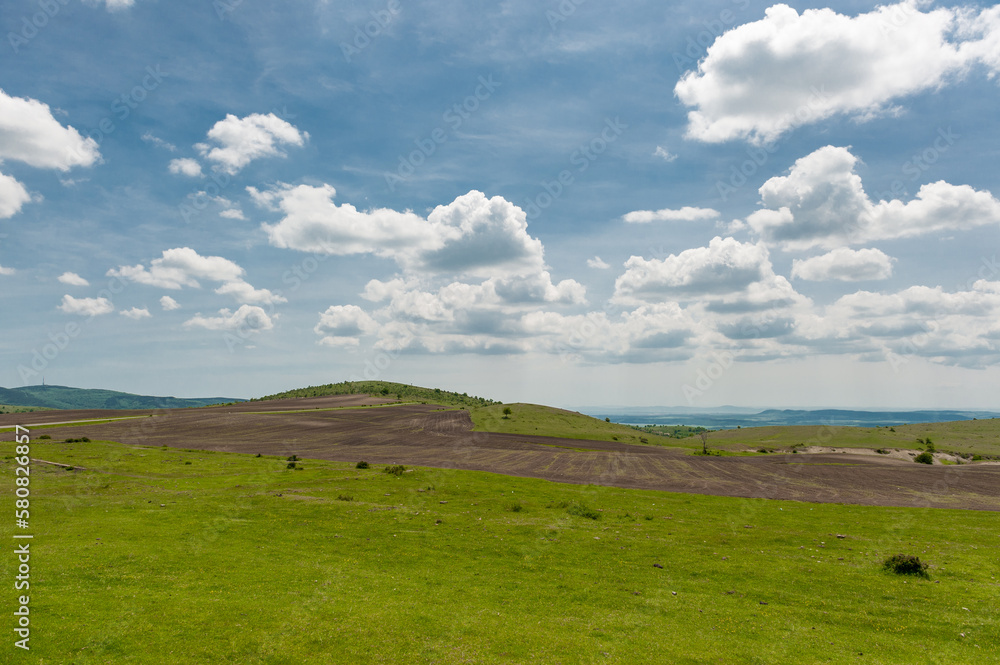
[
  {"x1": 255, "y1": 453, "x2": 262, "y2": 458},
  {"x1": 287, "y1": 455, "x2": 299, "y2": 462},
  {"x1": 875, "y1": 448, "x2": 890, "y2": 454},
  {"x1": 889, "y1": 427, "x2": 896, "y2": 432},
  {"x1": 883, "y1": 554, "x2": 929, "y2": 577},
  {"x1": 184, "y1": 461, "x2": 192, "y2": 465},
  {"x1": 639, "y1": 437, "x2": 648, "y2": 444},
  {"x1": 567, "y1": 503, "x2": 601, "y2": 520},
  {"x1": 925, "y1": 439, "x2": 935, "y2": 452},
  {"x1": 38, "y1": 435, "x2": 51, "y2": 440},
  {"x1": 914, "y1": 452, "x2": 934, "y2": 464},
  {"x1": 547, "y1": 500, "x2": 569, "y2": 509},
  {"x1": 355, "y1": 461, "x2": 370, "y2": 469},
  {"x1": 384, "y1": 464, "x2": 406, "y2": 476},
  {"x1": 758, "y1": 448, "x2": 768, "y2": 454},
  {"x1": 507, "y1": 501, "x2": 523, "y2": 513},
  {"x1": 286, "y1": 462, "x2": 297, "y2": 469},
  {"x1": 973, "y1": 454, "x2": 983, "y2": 461},
  {"x1": 337, "y1": 494, "x2": 353, "y2": 501}
]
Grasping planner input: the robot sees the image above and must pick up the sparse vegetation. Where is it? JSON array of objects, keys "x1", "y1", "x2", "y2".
[
  {"x1": 384, "y1": 464, "x2": 407, "y2": 476},
  {"x1": 914, "y1": 452, "x2": 934, "y2": 464},
  {"x1": 254, "y1": 380, "x2": 499, "y2": 408},
  {"x1": 566, "y1": 503, "x2": 601, "y2": 520},
  {"x1": 883, "y1": 554, "x2": 929, "y2": 578}
]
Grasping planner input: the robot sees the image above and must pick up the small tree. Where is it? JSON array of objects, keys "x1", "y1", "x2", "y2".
[
  {"x1": 502, "y1": 407, "x2": 512, "y2": 419},
  {"x1": 699, "y1": 431, "x2": 709, "y2": 455}
]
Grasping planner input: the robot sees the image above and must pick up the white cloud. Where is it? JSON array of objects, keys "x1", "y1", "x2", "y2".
[
  {"x1": 653, "y1": 146, "x2": 677, "y2": 162},
  {"x1": 109, "y1": 247, "x2": 244, "y2": 289},
  {"x1": 197, "y1": 113, "x2": 308, "y2": 174},
  {"x1": 0, "y1": 172, "x2": 30, "y2": 219},
  {"x1": 675, "y1": 2, "x2": 1000, "y2": 144},
  {"x1": 120, "y1": 307, "x2": 151, "y2": 320},
  {"x1": 160, "y1": 295, "x2": 181, "y2": 311},
  {"x1": 219, "y1": 208, "x2": 246, "y2": 220},
  {"x1": 614, "y1": 237, "x2": 773, "y2": 302},
  {"x1": 141, "y1": 133, "x2": 176, "y2": 151},
  {"x1": 0, "y1": 265, "x2": 14, "y2": 276},
  {"x1": 792, "y1": 248, "x2": 895, "y2": 281},
  {"x1": 587, "y1": 256, "x2": 611, "y2": 269},
  {"x1": 0, "y1": 89, "x2": 101, "y2": 170},
  {"x1": 747, "y1": 146, "x2": 1000, "y2": 249},
  {"x1": 90, "y1": 0, "x2": 135, "y2": 10},
  {"x1": 58, "y1": 295, "x2": 113, "y2": 316},
  {"x1": 168, "y1": 158, "x2": 203, "y2": 178},
  {"x1": 260, "y1": 187, "x2": 552, "y2": 279},
  {"x1": 108, "y1": 247, "x2": 283, "y2": 306},
  {"x1": 314, "y1": 305, "x2": 379, "y2": 347},
  {"x1": 58, "y1": 272, "x2": 90, "y2": 286},
  {"x1": 183, "y1": 305, "x2": 275, "y2": 332},
  {"x1": 213, "y1": 280, "x2": 286, "y2": 305},
  {"x1": 623, "y1": 206, "x2": 720, "y2": 224}
]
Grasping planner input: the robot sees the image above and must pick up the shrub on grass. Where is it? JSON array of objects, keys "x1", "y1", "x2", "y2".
[
  {"x1": 914, "y1": 452, "x2": 934, "y2": 464},
  {"x1": 356, "y1": 461, "x2": 370, "y2": 469},
  {"x1": 875, "y1": 448, "x2": 890, "y2": 454},
  {"x1": 507, "y1": 501, "x2": 523, "y2": 513},
  {"x1": 287, "y1": 462, "x2": 297, "y2": 469},
  {"x1": 883, "y1": 554, "x2": 929, "y2": 577},
  {"x1": 38, "y1": 435, "x2": 51, "y2": 440},
  {"x1": 337, "y1": 494, "x2": 353, "y2": 501},
  {"x1": 567, "y1": 503, "x2": 601, "y2": 520},
  {"x1": 383, "y1": 464, "x2": 406, "y2": 476},
  {"x1": 287, "y1": 455, "x2": 299, "y2": 462}
]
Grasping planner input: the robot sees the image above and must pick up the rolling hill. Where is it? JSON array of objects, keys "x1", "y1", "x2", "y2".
[{"x1": 0, "y1": 384, "x2": 241, "y2": 410}]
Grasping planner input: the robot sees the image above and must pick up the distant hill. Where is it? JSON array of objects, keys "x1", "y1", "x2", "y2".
[
  {"x1": 255, "y1": 380, "x2": 499, "y2": 409},
  {"x1": 0, "y1": 385, "x2": 241, "y2": 410},
  {"x1": 586, "y1": 407, "x2": 1000, "y2": 429}
]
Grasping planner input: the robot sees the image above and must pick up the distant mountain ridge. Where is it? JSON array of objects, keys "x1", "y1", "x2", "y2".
[
  {"x1": 586, "y1": 407, "x2": 1000, "y2": 429},
  {"x1": 0, "y1": 385, "x2": 241, "y2": 410}
]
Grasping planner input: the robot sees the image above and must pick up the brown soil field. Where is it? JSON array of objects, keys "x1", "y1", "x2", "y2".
[{"x1": 3, "y1": 395, "x2": 999, "y2": 510}]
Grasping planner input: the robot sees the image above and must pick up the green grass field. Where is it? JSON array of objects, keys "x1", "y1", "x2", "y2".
[
  {"x1": 471, "y1": 403, "x2": 685, "y2": 448},
  {"x1": 3, "y1": 439, "x2": 997, "y2": 664},
  {"x1": 708, "y1": 419, "x2": 1000, "y2": 457}
]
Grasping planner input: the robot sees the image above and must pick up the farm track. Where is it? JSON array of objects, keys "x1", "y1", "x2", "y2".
[{"x1": 3, "y1": 394, "x2": 999, "y2": 510}]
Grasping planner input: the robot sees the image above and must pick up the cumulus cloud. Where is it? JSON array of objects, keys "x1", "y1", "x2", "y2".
[
  {"x1": 314, "y1": 305, "x2": 379, "y2": 347},
  {"x1": 58, "y1": 295, "x2": 113, "y2": 316},
  {"x1": 183, "y1": 305, "x2": 275, "y2": 332},
  {"x1": 0, "y1": 265, "x2": 14, "y2": 276},
  {"x1": 120, "y1": 307, "x2": 151, "y2": 320},
  {"x1": 219, "y1": 208, "x2": 246, "y2": 220},
  {"x1": 0, "y1": 173, "x2": 30, "y2": 219},
  {"x1": 0, "y1": 89, "x2": 100, "y2": 170},
  {"x1": 792, "y1": 248, "x2": 895, "y2": 281},
  {"x1": 747, "y1": 146, "x2": 1000, "y2": 249},
  {"x1": 108, "y1": 247, "x2": 284, "y2": 306},
  {"x1": 58, "y1": 272, "x2": 90, "y2": 286},
  {"x1": 614, "y1": 237, "x2": 772, "y2": 302},
  {"x1": 160, "y1": 295, "x2": 181, "y2": 311},
  {"x1": 0, "y1": 88, "x2": 101, "y2": 218},
  {"x1": 587, "y1": 256, "x2": 611, "y2": 269},
  {"x1": 623, "y1": 206, "x2": 719, "y2": 224},
  {"x1": 168, "y1": 158, "x2": 203, "y2": 178},
  {"x1": 197, "y1": 113, "x2": 308, "y2": 174},
  {"x1": 675, "y1": 2, "x2": 1000, "y2": 144}
]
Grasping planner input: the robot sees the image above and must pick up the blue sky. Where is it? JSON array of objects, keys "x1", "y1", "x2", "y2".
[{"x1": 2, "y1": 0, "x2": 1000, "y2": 408}]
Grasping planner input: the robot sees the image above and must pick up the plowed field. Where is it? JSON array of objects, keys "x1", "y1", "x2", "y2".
[{"x1": 4, "y1": 395, "x2": 999, "y2": 510}]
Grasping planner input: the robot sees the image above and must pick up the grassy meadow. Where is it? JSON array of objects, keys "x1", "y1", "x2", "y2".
[{"x1": 2, "y1": 438, "x2": 998, "y2": 664}]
